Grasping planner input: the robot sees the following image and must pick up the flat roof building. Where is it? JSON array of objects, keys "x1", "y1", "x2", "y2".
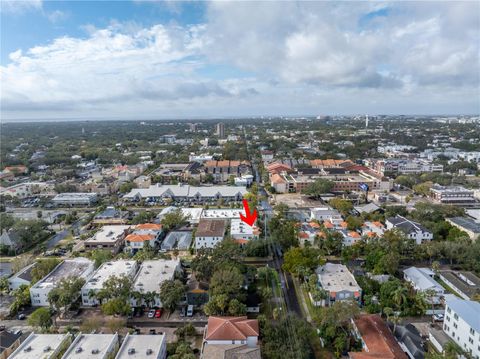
[
  {"x1": 430, "y1": 185, "x2": 477, "y2": 207},
  {"x1": 230, "y1": 218, "x2": 260, "y2": 242},
  {"x1": 115, "y1": 333, "x2": 167, "y2": 359},
  {"x1": 61, "y1": 333, "x2": 119, "y2": 359},
  {"x1": 316, "y1": 263, "x2": 361, "y2": 306},
  {"x1": 30, "y1": 258, "x2": 94, "y2": 306},
  {"x1": 81, "y1": 260, "x2": 138, "y2": 306},
  {"x1": 84, "y1": 225, "x2": 130, "y2": 254},
  {"x1": 439, "y1": 270, "x2": 480, "y2": 300},
  {"x1": 446, "y1": 217, "x2": 480, "y2": 241},
  {"x1": 52, "y1": 193, "x2": 98, "y2": 206},
  {"x1": 202, "y1": 209, "x2": 243, "y2": 219},
  {"x1": 131, "y1": 259, "x2": 181, "y2": 308},
  {"x1": 9, "y1": 333, "x2": 72, "y2": 359}
]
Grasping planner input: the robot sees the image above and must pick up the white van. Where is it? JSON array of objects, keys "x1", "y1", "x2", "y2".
[{"x1": 186, "y1": 305, "x2": 194, "y2": 317}]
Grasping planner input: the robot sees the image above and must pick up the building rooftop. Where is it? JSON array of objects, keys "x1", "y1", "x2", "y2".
[
  {"x1": 9, "y1": 333, "x2": 70, "y2": 359},
  {"x1": 32, "y1": 258, "x2": 93, "y2": 290},
  {"x1": 230, "y1": 218, "x2": 257, "y2": 237},
  {"x1": 202, "y1": 344, "x2": 261, "y2": 359},
  {"x1": 448, "y1": 217, "x2": 480, "y2": 233},
  {"x1": 316, "y1": 263, "x2": 361, "y2": 293},
  {"x1": 62, "y1": 333, "x2": 118, "y2": 359},
  {"x1": 440, "y1": 270, "x2": 480, "y2": 299},
  {"x1": 161, "y1": 231, "x2": 192, "y2": 250},
  {"x1": 350, "y1": 314, "x2": 407, "y2": 359},
  {"x1": 124, "y1": 184, "x2": 247, "y2": 200},
  {"x1": 87, "y1": 225, "x2": 130, "y2": 244},
  {"x1": 205, "y1": 316, "x2": 259, "y2": 341},
  {"x1": 82, "y1": 260, "x2": 137, "y2": 291},
  {"x1": 202, "y1": 209, "x2": 243, "y2": 219},
  {"x1": 387, "y1": 215, "x2": 431, "y2": 234},
  {"x1": 9, "y1": 262, "x2": 36, "y2": 283},
  {"x1": 0, "y1": 329, "x2": 22, "y2": 356},
  {"x1": 446, "y1": 298, "x2": 480, "y2": 332},
  {"x1": 132, "y1": 259, "x2": 179, "y2": 294},
  {"x1": 403, "y1": 267, "x2": 444, "y2": 292},
  {"x1": 196, "y1": 219, "x2": 226, "y2": 238},
  {"x1": 115, "y1": 334, "x2": 166, "y2": 359}
]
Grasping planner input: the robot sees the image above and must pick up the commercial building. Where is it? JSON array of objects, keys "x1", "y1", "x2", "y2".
[
  {"x1": 195, "y1": 219, "x2": 226, "y2": 249},
  {"x1": 443, "y1": 299, "x2": 480, "y2": 358},
  {"x1": 349, "y1": 314, "x2": 408, "y2": 359},
  {"x1": 315, "y1": 263, "x2": 362, "y2": 306},
  {"x1": 61, "y1": 333, "x2": 119, "y2": 359},
  {"x1": 130, "y1": 259, "x2": 181, "y2": 308},
  {"x1": 446, "y1": 217, "x2": 480, "y2": 241},
  {"x1": 366, "y1": 158, "x2": 443, "y2": 175},
  {"x1": 30, "y1": 258, "x2": 94, "y2": 306},
  {"x1": 438, "y1": 270, "x2": 480, "y2": 300},
  {"x1": 84, "y1": 225, "x2": 130, "y2": 254},
  {"x1": 430, "y1": 185, "x2": 477, "y2": 207},
  {"x1": 115, "y1": 334, "x2": 167, "y2": 359},
  {"x1": 205, "y1": 160, "x2": 251, "y2": 183},
  {"x1": 124, "y1": 184, "x2": 247, "y2": 203},
  {"x1": 202, "y1": 209, "x2": 243, "y2": 220},
  {"x1": 310, "y1": 207, "x2": 343, "y2": 222},
  {"x1": 8, "y1": 333, "x2": 72, "y2": 359},
  {"x1": 81, "y1": 260, "x2": 138, "y2": 306},
  {"x1": 52, "y1": 193, "x2": 98, "y2": 206},
  {"x1": 403, "y1": 267, "x2": 445, "y2": 304},
  {"x1": 386, "y1": 215, "x2": 433, "y2": 244}
]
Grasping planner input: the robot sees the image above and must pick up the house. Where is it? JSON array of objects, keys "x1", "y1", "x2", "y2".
[
  {"x1": 115, "y1": 334, "x2": 167, "y2": 359},
  {"x1": 0, "y1": 328, "x2": 22, "y2": 359},
  {"x1": 354, "y1": 203, "x2": 382, "y2": 215},
  {"x1": 61, "y1": 333, "x2": 119, "y2": 359},
  {"x1": 361, "y1": 221, "x2": 386, "y2": 239},
  {"x1": 187, "y1": 274, "x2": 209, "y2": 306},
  {"x1": 443, "y1": 299, "x2": 480, "y2": 358},
  {"x1": 341, "y1": 230, "x2": 362, "y2": 246},
  {"x1": 385, "y1": 216, "x2": 433, "y2": 244},
  {"x1": 125, "y1": 224, "x2": 163, "y2": 253},
  {"x1": 130, "y1": 259, "x2": 181, "y2": 308},
  {"x1": 446, "y1": 217, "x2": 480, "y2": 241},
  {"x1": 8, "y1": 333, "x2": 72, "y2": 359},
  {"x1": 438, "y1": 270, "x2": 480, "y2": 300},
  {"x1": 270, "y1": 173, "x2": 288, "y2": 193},
  {"x1": 92, "y1": 207, "x2": 128, "y2": 225},
  {"x1": 349, "y1": 314, "x2": 408, "y2": 359},
  {"x1": 310, "y1": 207, "x2": 343, "y2": 222},
  {"x1": 52, "y1": 193, "x2": 98, "y2": 206},
  {"x1": 30, "y1": 258, "x2": 94, "y2": 307},
  {"x1": 315, "y1": 263, "x2": 362, "y2": 306},
  {"x1": 390, "y1": 323, "x2": 425, "y2": 359},
  {"x1": 203, "y1": 316, "x2": 259, "y2": 348},
  {"x1": 84, "y1": 225, "x2": 130, "y2": 254},
  {"x1": 195, "y1": 219, "x2": 226, "y2": 249},
  {"x1": 0, "y1": 229, "x2": 22, "y2": 253},
  {"x1": 81, "y1": 260, "x2": 138, "y2": 306},
  {"x1": 403, "y1": 267, "x2": 445, "y2": 305},
  {"x1": 8, "y1": 262, "x2": 36, "y2": 291}
]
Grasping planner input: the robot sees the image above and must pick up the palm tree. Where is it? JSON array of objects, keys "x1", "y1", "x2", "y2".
[{"x1": 392, "y1": 286, "x2": 408, "y2": 312}]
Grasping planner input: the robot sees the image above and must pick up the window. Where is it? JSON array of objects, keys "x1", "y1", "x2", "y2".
[
  {"x1": 469, "y1": 337, "x2": 473, "y2": 344},
  {"x1": 454, "y1": 323, "x2": 458, "y2": 329},
  {"x1": 446, "y1": 316, "x2": 450, "y2": 322},
  {"x1": 447, "y1": 307, "x2": 451, "y2": 314},
  {"x1": 470, "y1": 328, "x2": 475, "y2": 335},
  {"x1": 454, "y1": 313, "x2": 459, "y2": 320}
]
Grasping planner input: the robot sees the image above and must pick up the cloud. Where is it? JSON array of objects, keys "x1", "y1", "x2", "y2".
[
  {"x1": 0, "y1": 0, "x2": 42, "y2": 14},
  {"x1": 1, "y1": 1, "x2": 479, "y2": 119},
  {"x1": 46, "y1": 9, "x2": 68, "y2": 23}
]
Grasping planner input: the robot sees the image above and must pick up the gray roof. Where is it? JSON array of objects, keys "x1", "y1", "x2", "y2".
[
  {"x1": 387, "y1": 215, "x2": 431, "y2": 235},
  {"x1": 403, "y1": 267, "x2": 444, "y2": 292},
  {"x1": 439, "y1": 270, "x2": 480, "y2": 299},
  {"x1": 0, "y1": 230, "x2": 21, "y2": 249},
  {"x1": 124, "y1": 184, "x2": 247, "y2": 200},
  {"x1": 354, "y1": 203, "x2": 381, "y2": 214},
  {"x1": 391, "y1": 324, "x2": 424, "y2": 359},
  {"x1": 448, "y1": 217, "x2": 480, "y2": 233},
  {"x1": 446, "y1": 298, "x2": 480, "y2": 332},
  {"x1": 161, "y1": 231, "x2": 192, "y2": 250}
]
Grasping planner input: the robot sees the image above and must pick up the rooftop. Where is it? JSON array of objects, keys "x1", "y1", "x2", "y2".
[
  {"x1": 205, "y1": 316, "x2": 259, "y2": 341},
  {"x1": 62, "y1": 333, "x2": 118, "y2": 359},
  {"x1": 316, "y1": 263, "x2": 361, "y2": 293},
  {"x1": 447, "y1": 217, "x2": 480, "y2": 233},
  {"x1": 446, "y1": 298, "x2": 480, "y2": 332},
  {"x1": 32, "y1": 258, "x2": 93, "y2": 290},
  {"x1": 82, "y1": 260, "x2": 137, "y2": 291},
  {"x1": 202, "y1": 344, "x2": 261, "y2": 359},
  {"x1": 9, "y1": 333, "x2": 70, "y2": 359},
  {"x1": 440, "y1": 270, "x2": 480, "y2": 299},
  {"x1": 161, "y1": 231, "x2": 192, "y2": 250},
  {"x1": 202, "y1": 209, "x2": 243, "y2": 219},
  {"x1": 230, "y1": 218, "x2": 258, "y2": 236},
  {"x1": 87, "y1": 225, "x2": 130, "y2": 243},
  {"x1": 403, "y1": 267, "x2": 444, "y2": 292},
  {"x1": 115, "y1": 334, "x2": 166, "y2": 359},
  {"x1": 196, "y1": 219, "x2": 226, "y2": 238},
  {"x1": 132, "y1": 259, "x2": 180, "y2": 294}
]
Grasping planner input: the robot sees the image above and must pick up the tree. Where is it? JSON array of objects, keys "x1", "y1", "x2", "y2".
[
  {"x1": 131, "y1": 211, "x2": 156, "y2": 225},
  {"x1": 329, "y1": 198, "x2": 353, "y2": 215},
  {"x1": 159, "y1": 280, "x2": 186, "y2": 313},
  {"x1": 101, "y1": 298, "x2": 131, "y2": 316},
  {"x1": 303, "y1": 179, "x2": 334, "y2": 198},
  {"x1": 204, "y1": 294, "x2": 230, "y2": 316},
  {"x1": 413, "y1": 181, "x2": 433, "y2": 196},
  {"x1": 119, "y1": 181, "x2": 136, "y2": 194},
  {"x1": 282, "y1": 247, "x2": 323, "y2": 277},
  {"x1": 106, "y1": 318, "x2": 126, "y2": 333},
  {"x1": 28, "y1": 307, "x2": 52, "y2": 330},
  {"x1": 160, "y1": 209, "x2": 187, "y2": 230},
  {"x1": 210, "y1": 267, "x2": 244, "y2": 298},
  {"x1": 10, "y1": 284, "x2": 31, "y2": 315},
  {"x1": 89, "y1": 249, "x2": 113, "y2": 269},
  {"x1": 95, "y1": 275, "x2": 133, "y2": 305},
  {"x1": 0, "y1": 276, "x2": 9, "y2": 294},
  {"x1": 227, "y1": 298, "x2": 247, "y2": 316},
  {"x1": 345, "y1": 215, "x2": 363, "y2": 231},
  {"x1": 48, "y1": 276, "x2": 86, "y2": 317}
]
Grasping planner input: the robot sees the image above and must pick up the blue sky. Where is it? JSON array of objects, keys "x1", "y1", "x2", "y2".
[{"x1": 1, "y1": 1, "x2": 479, "y2": 120}]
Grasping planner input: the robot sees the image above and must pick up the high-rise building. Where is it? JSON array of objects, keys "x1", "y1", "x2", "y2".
[
  {"x1": 189, "y1": 123, "x2": 198, "y2": 132},
  {"x1": 216, "y1": 122, "x2": 225, "y2": 138},
  {"x1": 365, "y1": 115, "x2": 369, "y2": 128}
]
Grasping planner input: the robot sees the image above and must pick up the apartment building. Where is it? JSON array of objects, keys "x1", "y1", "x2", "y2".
[
  {"x1": 115, "y1": 334, "x2": 167, "y2": 359},
  {"x1": 8, "y1": 333, "x2": 72, "y2": 359},
  {"x1": 84, "y1": 225, "x2": 130, "y2": 254},
  {"x1": 61, "y1": 333, "x2": 119, "y2": 359},
  {"x1": 315, "y1": 263, "x2": 362, "y2": 306},
  {"x1": 195, "y1": 219, "x2": 226, "y2": 249}
]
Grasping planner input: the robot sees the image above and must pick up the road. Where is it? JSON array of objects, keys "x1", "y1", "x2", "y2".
[
  {"x1": 243, "y1": 127, "x2": 304, "y2": 318},
  {"x1": 45, "y1": 215, "x2": 87, "y2": 249}
]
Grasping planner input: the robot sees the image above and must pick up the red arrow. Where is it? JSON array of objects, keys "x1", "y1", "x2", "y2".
[{"x1": 240, "y1": 199, "x2": 258, "y2": 227}]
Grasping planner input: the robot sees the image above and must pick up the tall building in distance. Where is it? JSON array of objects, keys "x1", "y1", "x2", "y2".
[
  {"x1": 189, "y1": 123, "x2": 198, "y2": 132},
  {"x1": 216, "y1": 122, "x2": 225, "y2": 138},
  {"x1": 365, "y1": 115, "x2": 369, "y2": 128}
]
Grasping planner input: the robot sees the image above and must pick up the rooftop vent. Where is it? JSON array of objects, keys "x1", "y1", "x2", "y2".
[
  {"x1": 43, "y1": 346, "x2": 51, "y2": 352},
  {"x1": 24, "y1": 346, "x2": 32, "y2": 352},
  {"x1": 76, "y1": 347, "x2": 83, "y2": 353},
  {"x1": 146, "y1": 348, "x2": 153, "y2": 355},
  {"x1": 92, "y1": 349, "x2": 100, "y2": 354},
  {"x1": 128, "y1": 348, "x2": 136, "y2": 354}
]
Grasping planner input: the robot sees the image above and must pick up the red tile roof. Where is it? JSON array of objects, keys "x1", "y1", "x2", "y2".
[
  {"x1": 125, "y1": 234, "x2": 155, "y2": 242},
  {"x1": 205, "y1": 316, "x2": 259, "y2": 341},
  {"x1": 349, "y1": 315, "x2": 407, "y2": 359},
  {"x1": 134, "y1": 223, "x2": 162, "y2": 230},
  {"x1": 266, "y1": 162, "x2": 292, "y2": 174}
]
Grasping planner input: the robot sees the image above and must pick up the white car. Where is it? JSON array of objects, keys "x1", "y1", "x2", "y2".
[
  {"x1": 433, "y1": 314, "x2": 444, "y2": 322},
  {"x1": 147, "y1": 309, "x2": 155, "y2": 319}
]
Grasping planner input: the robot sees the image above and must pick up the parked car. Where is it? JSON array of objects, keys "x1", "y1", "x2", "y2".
[
  {"x1": 433, "y1": 314, "x2": 444, "y2": 322},
  {"x1": 149, "y1": 329, "x2": 156, "y2": 335},
  {"x1": 186, "y1": 305, "x2": 193, "y2": 317},
  {"x1": 147, "y1": 309, "x2": 155, "y2": 319},
  {"x1": 154, "y1": 309, "x2": 162, "y2": 318},
  {"x1": 17, "y1": 313, "x2": 26, "y2": 320}
]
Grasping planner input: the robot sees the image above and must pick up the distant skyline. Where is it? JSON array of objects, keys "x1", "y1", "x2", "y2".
[{"x1": 1, "y1": 1, "x2": 479, "y2": 121}]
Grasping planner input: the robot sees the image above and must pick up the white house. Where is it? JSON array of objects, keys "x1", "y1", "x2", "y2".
[
  {"x1": 30, "y1": 258, "x2": 94, "y2": 307},
  {"x1": 230, "y1": 218, "x2": 260, "y2": 242},
  {"x1": 443, "y1": 299, "x2": 480, "y2": 359},
  {"x1": 203, "y1": 316, "x2": 259, "y2": 348},
  {"x1": 8, "y1": 262, "x2": 36, "y2": 291},
  {"x1": 195, "y1": 219, "x2": 226, "y2": 249},
  {"x1": 81, "y1": 260, "x2": 138, "y2": 306},
  {"x1": 124, "y1": 223, "x2": 163, "y2": 253},
  {"x1": 403, "y1": 267, "x2": 445, "y2": 304},
  {"x1": 385, "y1": 215, "x2": 433, "y2": 244}
]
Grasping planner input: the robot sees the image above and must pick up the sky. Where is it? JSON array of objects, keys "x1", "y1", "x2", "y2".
[{"x1": 1, "y1": 0, "x2": 479, "y2": 121}]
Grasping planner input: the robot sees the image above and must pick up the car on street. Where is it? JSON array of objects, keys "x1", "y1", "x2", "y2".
[
  {"x1": 433, "y1": 314, "x2": 444, "y2": 322},
  {"x1": 154, "y1": 309, "x2": 162, "y2": 318},
  {"x1": 147, "y1": 309, "x2": 155, "y2": 319},
  {"x1": 17, "y1": 313, "x2": 26, "y2": 320}
]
